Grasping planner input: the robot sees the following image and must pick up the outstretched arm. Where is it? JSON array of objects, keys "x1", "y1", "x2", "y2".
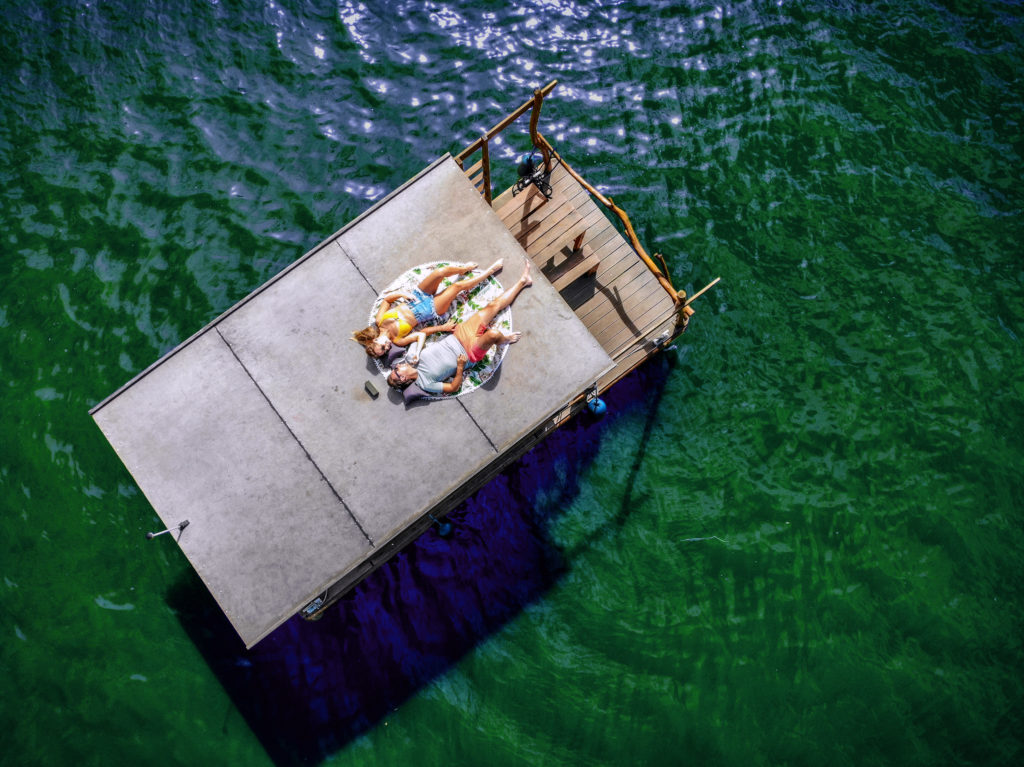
[
  {"x1": 421, "y1": 321, "x2": 456, "y2": 336},
  {"x1": 391, "y1": 330, "x2": 426, "y2": 348},
  {"x1": 441, "y1": 355, "x2": 467, "y2": 394}
]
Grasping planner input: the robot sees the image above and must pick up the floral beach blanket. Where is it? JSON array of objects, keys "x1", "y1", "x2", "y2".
[{"x1": 369, "y1": 261, "x2": 513, "y2": 399}]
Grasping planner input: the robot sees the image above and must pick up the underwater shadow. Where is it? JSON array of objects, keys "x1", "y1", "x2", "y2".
[{"x1": 168, "y1": 352, "x2": 676, "y2": 766}]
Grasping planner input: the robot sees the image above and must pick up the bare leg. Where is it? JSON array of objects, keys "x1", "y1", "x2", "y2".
[
  {"x1": 455, "y1": 262, "x2": 532, "y2": 351},
  {"x1": 478, "y1": 329, "x2": 522, "y2": 353},
  {"x1": 477, "y1": 261, "x2": 531, "y2": 326},
  {"x1": 432, "y1": 259, "x2": 503, "y2": 315},
  {"x1": 417, "y1": 263, "x2": 477, "y2": 296},
  {"x1": 465, "y1": 326, "x2": 524, "y2": 360}
]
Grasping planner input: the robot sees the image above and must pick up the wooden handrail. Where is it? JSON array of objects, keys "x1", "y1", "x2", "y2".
[
  {"x1": 536, "y1": 134, "x2": 680, "y2": 306},
  {"x1": 479, "y1": 134, "x2": 491, "y2": 205},
  {"x1": 455, "y1": 79, "x2": 558, "y2": 166},
  {"x1": 454, "y1": 84, "x2": 686, "y2": 311}
]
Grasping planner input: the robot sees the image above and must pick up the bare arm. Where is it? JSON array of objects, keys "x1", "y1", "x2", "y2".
[
  {"x1": 421, "y1": 321, "x2": 456, "y2": 336},
  {"x1": 374, "y1": 298, "x2": 392, "y2": 325},
  {"x1": 441, "y1": 355, "x2": 467, "y2": 394},
  {"x1": 373, "y1": 291, "x2": 414, "y2": 325},
  {"x1": 391, "y1": 331, "x2": 426, "y2": 348},
  {"x1": 408, "y1": 332, "x2": 426, "y2": 364}
]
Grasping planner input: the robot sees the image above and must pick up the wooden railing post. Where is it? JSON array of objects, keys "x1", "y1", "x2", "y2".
[
  {"x1": 480, "y1": 134, "x2": 492, "y2": 205},
  {"x1": 455, "y1": 79, "x2": 558, "y2": 168},
  {"x1": 530, "y1": 88, "x2": 552, "y2": 173}
]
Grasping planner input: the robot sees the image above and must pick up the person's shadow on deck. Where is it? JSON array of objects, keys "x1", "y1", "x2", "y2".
[{"x1": 168, "y1": 353, "x2": 677, "y2": 767}]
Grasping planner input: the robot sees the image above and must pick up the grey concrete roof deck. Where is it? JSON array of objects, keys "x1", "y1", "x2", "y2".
[{"x1": 92, "y1": 156, "x2": 613, "y2": 648}]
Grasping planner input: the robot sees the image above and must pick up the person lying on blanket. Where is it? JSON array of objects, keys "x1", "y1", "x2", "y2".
[
  {"x1": 352, "y1": 260, "x2": 503, "y2": 358},
  {"x1": 387, "y1": 262, "x2": 532, "y2": 395}
]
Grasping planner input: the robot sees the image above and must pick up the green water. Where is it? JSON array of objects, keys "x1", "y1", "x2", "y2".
[{"x1": 2, "y1": 1, "x2": 1022, "y2": 765}]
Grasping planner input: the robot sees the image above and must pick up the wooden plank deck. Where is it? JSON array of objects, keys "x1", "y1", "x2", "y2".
[{"x1": 492, "y1": 162, "x2": 678, "y2": 391}]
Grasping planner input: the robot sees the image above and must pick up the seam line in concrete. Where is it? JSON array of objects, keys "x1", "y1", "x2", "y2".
[
  {"x1": 340, "y1": 241, "x2": 378, "y2": 294},
  {"x1": 215, "y1": 327, "x2": 375, "y2": 546},
  {"x1": 457, "y1": 399, "x2": 498, "y2": 453}
]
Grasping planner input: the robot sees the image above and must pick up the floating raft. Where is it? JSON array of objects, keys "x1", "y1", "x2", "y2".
[
  {"x1": 92, "y1": 81, "x2": 714, "y2": 649},
  {"x1": 91, "y1": 156, "x2": 616, "y2": 648}
]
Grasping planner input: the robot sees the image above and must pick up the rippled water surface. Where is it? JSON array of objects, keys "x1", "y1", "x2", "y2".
[{"x1": 2, "y1": 2, "x2": 1022, "y2": 765}]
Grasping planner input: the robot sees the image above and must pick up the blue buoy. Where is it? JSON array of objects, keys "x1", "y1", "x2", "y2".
[
  {"x1": 587, "y1": 397, "x2": 607, "y2": 416},
  {"x1": 428, "y1": 513, "x2": 453, "y2": 538}
]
